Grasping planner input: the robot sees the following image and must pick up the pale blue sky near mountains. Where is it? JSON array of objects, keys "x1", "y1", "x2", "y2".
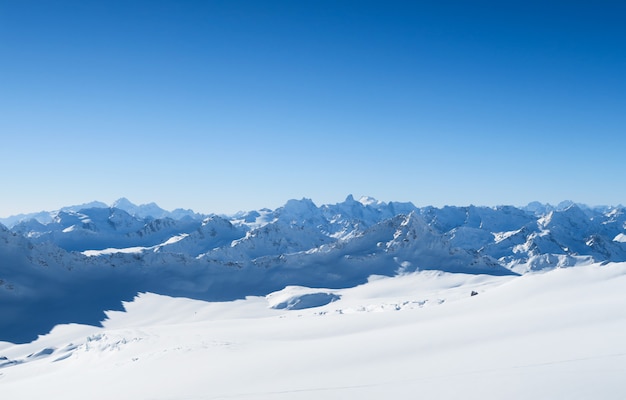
[{"x1": 1, "y1": 1, "x2": 624, "y2": 216}]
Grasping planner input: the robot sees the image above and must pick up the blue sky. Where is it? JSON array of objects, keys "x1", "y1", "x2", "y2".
[{"x1": 1, "y1": 0, "x2": 625, "y2": 216}]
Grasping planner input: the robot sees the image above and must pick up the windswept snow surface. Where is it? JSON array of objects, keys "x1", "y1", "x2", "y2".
[
  {"x1": 1, "y1": 263, "x2": 626, "y2": 399},
  {"x1": 2, "y1": 197, "x2": 626, "y2": 398},
  {"x1": 2, "y1": 196, "x2": 626, "y2": 343}
]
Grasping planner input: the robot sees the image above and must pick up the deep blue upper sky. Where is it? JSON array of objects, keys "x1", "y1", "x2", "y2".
[{"x1": 1, "y1": 1, "x2": 625, "y2": 215}]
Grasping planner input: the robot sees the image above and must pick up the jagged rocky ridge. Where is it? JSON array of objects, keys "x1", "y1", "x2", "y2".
[{"x1": 1, "y1": 196, "x2": 625, "y2": 343}]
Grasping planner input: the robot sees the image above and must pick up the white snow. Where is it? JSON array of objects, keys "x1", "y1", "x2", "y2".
[
  {"x1": 82, "y1": 246, "x2": 148, "y2": 256},
  {"x1": 6, "y1": 196, "x2": 626, "y2": 274},
  {"x1": 266, "y1": 286, "x2": 341, "y2": 310},
  {"x1": 2, "y1": 262, "x2": 626, "y2": 399},
  {"x1": 614, "y1": 233, "x2": 626, "y2": 242},
  {"x1": 160, "y1": 233, "x2": 189, "y2": 245},
  {"x1": 358, "y1": 195, "x2": 383, "y2": 206},
  {"x1": 81, "y1": 234, "x2": 191, "y2": 256},
  {"x1": 61, "y1": 225, "x2": 76, "y2": 233},
  {"x1": 492, "y1": 228, "x2": 522, "y2": 243},
  {"x1": 3, "y1": 197, "x2": 626, "y2": 398}
]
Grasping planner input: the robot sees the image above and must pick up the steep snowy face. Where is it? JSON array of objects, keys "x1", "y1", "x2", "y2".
[
  {"x1": 111, "y1": 197, "x2": 141, "y2": 214},
  {"x1": 276, "y1": 198, "x2": 320, "y2": 222},
  {"x1": 319, "y1": 195, "x2": 402, "y2": 239},
  {"x1": 600, "y1": 207, "x2": 626, "y2": 240},
  {"x1": 420, "y1": 205, "x2": 534, "y2": 234},
  {"x1": 531, "y1": 205, "x2": 626, "y2": 262},
  {"x1": 0, "y1": 201, "x2": 110, "y2": 228},
  {"x1": 0, "y1": 222, "x2": 82, "y2": 276},
  {"x1": 539, "y1": 205, "x2": 592, "y2": 239},
  {"x1": 155, "y1": 216, "x2": 246, "y2": 257},
  {"x1": 3, "y1": 197, "x2": 626, "y2": 344},
  {"x1": 383, "y1": 212, "x2": 507, "y2": 275},
  {"x1": 11, "y1": 207, "x2": 141, "y2": 240},
  {"x1": 10, "y1": 207, "x2": 203, "y2": 252},
  {"x1": 205, "y1": 219, "x2": 334, "y2": 263},
  {"x1": 111, "y1": 197, "x2": 202, "y2": 220},
  {"x1": 270, "y1": 211, "x2": 513, "y2": 286},
  {"x1": 126, "y1": 216, "x2": 201, "y2": 243},
  {"x1": 6, "y1": 197, "x2": 626, "y2": 272},
  {"x1": 415, "y1": 203, "x2": 626, "y2": 270},
  {"x1": 111, "y1": 198, "x2": 205, "y2": 220},
  {"x1": 1, "y1": 198, "x2": 204, "y2": 231}
]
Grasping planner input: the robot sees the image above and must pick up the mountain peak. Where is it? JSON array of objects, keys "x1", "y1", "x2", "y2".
[
  {"x1": 110, "y1": 198, "x2": 171, "y2": 219},
  {"x1": 111, "y1": 197, "x2": 136, "y2": 209},
  {"x1": 279, "y1": 198, "x2": 319, "y2": 219},
  {"x1": 358, "y1": 196, "x2": 382, "y2": 206}
]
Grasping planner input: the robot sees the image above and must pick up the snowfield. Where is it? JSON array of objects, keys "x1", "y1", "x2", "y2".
[
  {"x1": 2, "y1": 262, "x2": 625, "y2": 399},
  {"x1": 2, "y1": 197, "x2": 626, "y2": 398}
]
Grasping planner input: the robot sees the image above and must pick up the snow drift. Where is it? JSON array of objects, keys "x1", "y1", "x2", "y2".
[{"x1": 1, "y1": 196, "x2": 625, "y2": 344}]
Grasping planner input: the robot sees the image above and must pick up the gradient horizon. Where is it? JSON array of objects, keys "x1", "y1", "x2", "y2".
[{"x1": 1, "y1": 1, "x2": 624, "y2": 216}]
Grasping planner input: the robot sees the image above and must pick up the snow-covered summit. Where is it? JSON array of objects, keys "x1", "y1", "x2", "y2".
[
  {"x1": 2, "y1": 196, "x2": 625, "y2": 343},
  {"x1": 110, "y1": 198, "x2": 203, "y2": 221},
  {"x1": 0, "y1": 198, "x2": 204, "y2": 229},
  {"x1": 5, "y1": 196, "x2": 626, "y2": 268},
  {"x1": 356, "y1": 195, "x2": 382, "y2": 206},
  {"x1": 111, "y1": 198, "x2": 168, "y2": 219}
]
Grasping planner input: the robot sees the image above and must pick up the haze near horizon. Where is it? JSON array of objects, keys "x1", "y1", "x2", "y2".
[{"x1": 1, "y1": 1, "x2": 624, "y2": 216}]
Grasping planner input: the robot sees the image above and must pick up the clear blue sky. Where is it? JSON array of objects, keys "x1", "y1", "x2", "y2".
[{"x1": 1, "y1": 0, "x2": 625, "y2": 216}]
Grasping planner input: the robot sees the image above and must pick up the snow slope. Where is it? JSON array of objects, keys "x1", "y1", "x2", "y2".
[
  {"x1": 5, "y1": 197, "x2": 625, "y2": 271},
  {"x1": 1, "y1": 262, "x2": 625, "y2": 399},
  {"x1": 1, "y1": 196, "x2": 625, "y2": 343},
  {"x1": 2, "y1": 197, "x2": 625, "y2": 398}
]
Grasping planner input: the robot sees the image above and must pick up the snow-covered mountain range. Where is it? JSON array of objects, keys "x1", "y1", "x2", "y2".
[{"x1": 1, "y1": 195, "x2": 625, "y2": 343}]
